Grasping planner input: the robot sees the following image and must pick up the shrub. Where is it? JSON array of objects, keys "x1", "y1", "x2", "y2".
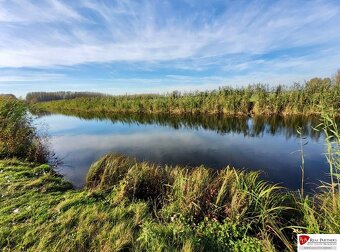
[{"x1": 0, "y1": 97, "x2": 48, "y2": 163}]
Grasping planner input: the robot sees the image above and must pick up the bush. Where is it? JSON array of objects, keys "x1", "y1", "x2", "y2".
[{"x1": 0, "y1": 97, "x2": 48, "y2": 163}]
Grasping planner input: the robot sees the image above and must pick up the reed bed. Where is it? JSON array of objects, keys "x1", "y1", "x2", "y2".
[{"x1": 32, "y1": 73, "x2": 340, "y2": 116}]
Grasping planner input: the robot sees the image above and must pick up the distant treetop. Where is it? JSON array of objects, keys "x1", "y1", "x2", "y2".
[
  {"x1": 26, "y1": 91, "x2": 108, "y2": 103},
  {"x1": 0, "y1": 94, "x2": 16, "y2": 99}
]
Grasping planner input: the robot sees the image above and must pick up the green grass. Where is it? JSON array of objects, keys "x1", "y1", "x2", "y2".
[
  {"x1": 32, "y1": 74, "x2": 340, "y2": 116},
  {"x1": 87, "y1": 154, "x2": 296, "y2": 251},
  {"x1": 0, "y1": 153, "x2": 329, "y2": 251},
  {"x1": 1, "y1": 148, "x2": 340, "y2": 251},
  {"x1": 0, "y1": 156, "x2": 285, "y2": 251},
  {"x1": 0, "y1": 159, "x2": 147, "y2": 251}
]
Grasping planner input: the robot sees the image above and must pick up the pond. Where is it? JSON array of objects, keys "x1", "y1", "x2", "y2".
[{"x1": 34, "y1": 112, "x2": 329, "y2": 191}]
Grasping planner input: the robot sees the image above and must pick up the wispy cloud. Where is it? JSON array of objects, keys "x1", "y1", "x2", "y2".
[{"x1": 0, "y1": 0, "x2": 339, "y2": 95}]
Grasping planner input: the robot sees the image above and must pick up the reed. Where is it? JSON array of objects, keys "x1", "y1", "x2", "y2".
[
  {"x1": 31, "y1": 73, "x2": 340, "y2": 116},
  {"x1": 291, "y1": 110, "x2": 340, "y2": 237}
]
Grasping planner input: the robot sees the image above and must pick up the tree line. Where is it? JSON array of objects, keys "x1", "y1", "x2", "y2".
[{"x1": 26, "y1": 91, "x2": 109, "y2": 103}]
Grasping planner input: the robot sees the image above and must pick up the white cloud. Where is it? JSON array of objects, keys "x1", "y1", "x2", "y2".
[
  {"x1": 0, "y1": 0, "x2": 339, "y2": 68},
  {"x1": 0, "y1": 0, "x2": 340, "y2": 97},
  {"x1": 0, "y1": 73, "x2": 63, "y2": 82},
  {"x1": 0, "y1": 0, "x2": 83, "y2": 23}
]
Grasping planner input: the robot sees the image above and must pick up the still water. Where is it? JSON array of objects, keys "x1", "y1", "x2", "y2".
[{"x1": 35, "y1": 112, "x2": 329, "y2": 191}]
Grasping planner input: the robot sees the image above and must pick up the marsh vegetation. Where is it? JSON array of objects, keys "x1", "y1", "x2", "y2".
[{"x1": 32, "y1": 73, "x2": 340, "y2": 116}]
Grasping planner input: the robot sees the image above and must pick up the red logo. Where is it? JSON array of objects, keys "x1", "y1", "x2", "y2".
[{"x1": 299, "y1": 235, "x2": 310, "y2": 245}]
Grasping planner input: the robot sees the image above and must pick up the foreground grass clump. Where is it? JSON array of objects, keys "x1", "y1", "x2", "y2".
[
  {"x1": 1, "y1": 152, "x2": 340, "y2": 251},
  {"x1": 87, "y1": 154, "x2": 292, "y2": 251},
  {"x1": 0, "y1": 156, "x2": 286, "y2": 251}
]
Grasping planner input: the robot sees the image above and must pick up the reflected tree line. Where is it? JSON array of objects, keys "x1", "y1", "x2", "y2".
[{"x1": 33, "y1": 109, "x2": 327, "y2": 140}]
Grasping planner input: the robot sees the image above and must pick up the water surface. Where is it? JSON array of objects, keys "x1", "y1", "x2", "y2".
[{"x1": 35, "y1": 112, "x2": 329, "y2": 191}]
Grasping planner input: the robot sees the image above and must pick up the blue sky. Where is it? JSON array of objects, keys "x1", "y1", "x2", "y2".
[{"x1": 0, "y1": 0, "x2": 340, "y2": 97}]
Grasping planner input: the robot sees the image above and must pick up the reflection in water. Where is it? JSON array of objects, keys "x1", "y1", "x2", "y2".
[
  {"x1": 36, "y1": 110, "x2": 323, "y2": 139},
  {"x1": 34, "y1": 112, "x2": 329, "y2": 191}
]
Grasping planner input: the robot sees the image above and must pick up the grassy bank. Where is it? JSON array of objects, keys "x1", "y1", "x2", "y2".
[
  {"x1": 31, "y1": 74, "x2": 340, "y2": 116},
  {"x1": 0, "y1": 157, "x2": 269, "y2": 251},
  {"x1": 1, "y1": 153, "x2": 339, "y2": 251}
]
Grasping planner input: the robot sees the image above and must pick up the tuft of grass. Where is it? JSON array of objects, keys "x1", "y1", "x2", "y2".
[
  {"x1": 86, "y1": 154, "x2": 295, "y2": 251},
  {"x1": 86, "y1": 153, "x2": 136, "y2": 191}
]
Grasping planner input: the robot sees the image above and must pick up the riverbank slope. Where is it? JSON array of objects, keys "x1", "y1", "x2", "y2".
[{"x1": 1, "y1": 153, "x2": 340, "y2": 251}]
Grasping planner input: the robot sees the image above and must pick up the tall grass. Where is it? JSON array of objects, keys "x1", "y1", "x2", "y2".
[
  {"x1": 296, "y1": 126, "x2": 307, "y2": 196},
  {"x1": 86, "y1": 154, "x2": 294, "y2": 251},
  {"x1": 321, "y1": 112, "x2": 340, "y2": 207},
  {"x1": 292, "y1": 110, "x2": 340, "y2": 236},
  {"x1": 32, "y1": 73, "x2": 340, "y2": 116}
]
